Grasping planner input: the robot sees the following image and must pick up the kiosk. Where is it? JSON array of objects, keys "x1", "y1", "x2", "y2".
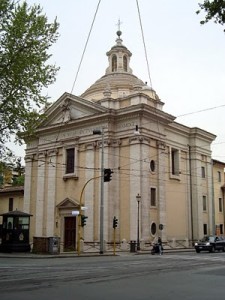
[{"x1": 0, "y1": 210, "x2": 32, "y2": 252}]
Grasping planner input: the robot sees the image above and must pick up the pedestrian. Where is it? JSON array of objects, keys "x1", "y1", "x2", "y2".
[{"x1": 158, "y1": 237, "x2": 163, "y2": 255}]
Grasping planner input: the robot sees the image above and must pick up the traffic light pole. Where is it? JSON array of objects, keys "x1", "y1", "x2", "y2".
[
  {"x1": 77, "y1": 175, "x2": 101, "y2": 256},
  {"x1": 113, "y1": 227, "x2": 116, "y2": 256}
]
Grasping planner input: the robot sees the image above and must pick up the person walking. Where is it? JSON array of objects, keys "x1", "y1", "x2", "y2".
[{"x1": 158, "y1": 237, "x2": 163, "y2": 255}]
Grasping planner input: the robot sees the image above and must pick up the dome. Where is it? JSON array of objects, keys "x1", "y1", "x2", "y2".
[
  {"x1": 80, "y1": 31, "x2": 147, "y2": 101},
  {"x1": 81, "y1": 73, "x2": 146, "y2": 101}
]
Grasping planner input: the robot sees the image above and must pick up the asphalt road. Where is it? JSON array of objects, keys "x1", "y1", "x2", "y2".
[{"x1": 1, "y1": 251, "x2": 225, "y2": 300}]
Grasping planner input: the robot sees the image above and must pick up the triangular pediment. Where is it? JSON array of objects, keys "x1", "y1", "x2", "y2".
[
  {"x1": 40, "y1": 92, "x2": 108, "y2": 127},
  {"x1": 56, "y1": 197, "x2": 79, "y2": 209}
]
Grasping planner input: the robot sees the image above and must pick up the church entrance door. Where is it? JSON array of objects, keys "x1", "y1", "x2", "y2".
[{"x1": 64, "y1": 217, "x2": 76, "y2": 251}]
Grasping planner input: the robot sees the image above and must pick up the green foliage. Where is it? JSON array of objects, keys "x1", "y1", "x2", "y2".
[
  {"x1": 12, "y1": 174, "x2": 25, "y2": 186},
  {"x1": 196, "y1": 0, "x2": 225, "y2": 31},
  {"x1": 0, "y1": 0, "x2": 59, "y2": 152},
  {"x1": 0, "y1": 157, "x2": 25, "y2": 187}
]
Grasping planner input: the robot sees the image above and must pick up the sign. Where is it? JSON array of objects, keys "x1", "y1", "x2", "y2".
[
  {"x1": 72, "y1": 211, "x2": 79, "y2": 216},
  {"x1": 81, "y1": 206, "x2": 88, "y2": 211}
]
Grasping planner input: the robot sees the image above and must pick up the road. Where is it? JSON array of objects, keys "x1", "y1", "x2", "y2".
[{"x1": 1, "y1": 251, "x2": 225, "y2": 300}]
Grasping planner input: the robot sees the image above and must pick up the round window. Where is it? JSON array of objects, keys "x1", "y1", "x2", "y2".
[
  {"x1": 151, "y1": 222, "x2": 157, "y2": 235},
  {"x1": 150, "y1": 160, "x2": 155, "y2": 172}
]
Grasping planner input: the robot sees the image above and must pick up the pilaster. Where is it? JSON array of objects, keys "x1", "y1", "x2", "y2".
[
  {"x1": 35, "y1": 151, "x2": 46, "y2": 236},
  {"x1": 46, "y1": 149, "x2": 58, "y2": 236},
  {"x1": 23, "y1": 155, "x2": 33, "y2": 213},
  {"x1": 157, "y1": 141, "x2": 167, "y2": 240}
]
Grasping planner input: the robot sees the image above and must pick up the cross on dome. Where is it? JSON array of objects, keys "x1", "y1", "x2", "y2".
[{"x1": 116, "y1": 18, "x2": 122, "y2": 37}]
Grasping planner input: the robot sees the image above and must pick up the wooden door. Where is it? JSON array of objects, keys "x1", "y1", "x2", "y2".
[{"x1": 64, "y1": 217, "x2": 76, "y2": 251}]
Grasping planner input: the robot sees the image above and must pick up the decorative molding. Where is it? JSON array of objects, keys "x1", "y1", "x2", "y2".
[
  {"x1": 63, "y1": 174, "x2": 79, "y2": 181},
  {"x1": 47, "y1": 149, "x2": 59, "y2": 156},
  {"x1": 85, "y1": 142, "x2": 98, "y2": 150},
  {"x1": 129, "y1": 136, "x2": 150, "y2": 144},
  {"x1": 57, "y1": 197, "x2": 79, "y2": 209},
  {"x1": 112, "y1": 139, "x2": 122, "y2": 146},
  {"x1": 37, "y1": 150, "x2": 48, "y2": 159},
  {"x1": 157, "y1": 140, "x2": 166, "y2": 150},
  {"x1": 24, "y1": 154, "x2": 35, "y2": 162}
]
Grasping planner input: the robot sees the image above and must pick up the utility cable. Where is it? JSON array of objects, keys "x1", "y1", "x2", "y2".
[
  {"x1": 70, "y1": 0, "x2": 102, "y2": 94},
  {"x1": 136, "y1": 0, "x2": 152, "y2": 88},
  {"x1": 176, "y1": 104, "x2": 225, "y2": 118}
]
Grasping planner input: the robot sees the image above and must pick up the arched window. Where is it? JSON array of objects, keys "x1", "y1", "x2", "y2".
[
  {"x1": 123, "y1": 55, "x2": 127, "y2": 71},
  {"x1": 112, "y1": 55, "x2": 117, "y2": 72}
]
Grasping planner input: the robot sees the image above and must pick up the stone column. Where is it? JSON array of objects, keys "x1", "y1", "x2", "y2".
[
  {"x1": 84, "y1": 143, "x2": 95, "y2": 241},
  {"x1": 35, "y1": 151, "x2": 46, "y2": 237},
  {"x1": 109, "y1": 139, "x2": 121, "y2": 241},
  {"x1": 129, "y1": 136, "x2": 141, "y2": 241},
  {"x1": 46, "y1": 150, "x2": 57, "y2": 237},
  {"x1": 140, "y1": 138, "x2": 151, "y2": 241},
  {"x1": 103, "y1": 139, "x2": 109, "y2": 243},
  {"x1": 207, "y1": 158, "x2": 214, "y2": 235},
  {"x1": 157, "y1": 141, "x2": 167, "y2": 240},
  {"x1": 23, "y1": 155, "x2": 33, "y2": 213}
]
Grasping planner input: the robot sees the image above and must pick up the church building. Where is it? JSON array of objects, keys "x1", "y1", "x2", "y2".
[{"x1": 23, "y1": 30, "x2": 216, "y2": 252}]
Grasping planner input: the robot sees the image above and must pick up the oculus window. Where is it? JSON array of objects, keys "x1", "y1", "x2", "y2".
[{"x1": 151, "y1": 222, "x2": 157, "y2": 235}]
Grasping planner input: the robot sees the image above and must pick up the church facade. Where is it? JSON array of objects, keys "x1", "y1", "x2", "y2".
[{"x1": 23, "y1": 31, "x2": 217, "y2": 252}]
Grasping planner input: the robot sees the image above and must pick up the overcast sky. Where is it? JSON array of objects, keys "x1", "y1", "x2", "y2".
[{"x1": 13, "y1": 0, "x2": 225, "y2": 163}]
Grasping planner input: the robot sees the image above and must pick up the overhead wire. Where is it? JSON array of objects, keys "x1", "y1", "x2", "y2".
[
  {"x1": 28, "y1": 0, "x2": 102, "y2": 166},
  {"x1": 136, "y1": 0, "x2": 152, "y2": 88},
  {"x1": 70, "y1": 0, "x2": 102, "y2": 94}
]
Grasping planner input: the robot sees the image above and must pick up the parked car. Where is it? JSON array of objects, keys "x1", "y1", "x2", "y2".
[{"x1": 194, "y1": 236, "x2": 225, "y2": 253}]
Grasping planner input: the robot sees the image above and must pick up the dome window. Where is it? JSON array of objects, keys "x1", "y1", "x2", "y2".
[
  {"x1": 123, "y1": 55, "x2": 127, "y2": 71},
  {"x1": 112, "y1": 55, "x2": 117, "y2": 72}
]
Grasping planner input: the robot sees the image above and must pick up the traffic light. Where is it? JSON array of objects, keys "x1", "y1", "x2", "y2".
[
  {"x1": 113, "y1": 216, "x2": 118, "y2": 228},
  {"x1": 81, "y1": 215, "x2": 88, "y2": 227},
  {"x1": 104, "y1": 168, "x2": 113, "y2": 182}
]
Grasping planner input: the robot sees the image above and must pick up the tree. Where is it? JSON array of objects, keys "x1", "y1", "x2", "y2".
[
  {"x1": 0, "y1": 157, "x2": 24, "y2": 187},
  {"x1": 196, "y1": 0, "x2": 225, "y2": 31},
  {"x1": 0, "y1": 0, "x2": 59, "y2": 159}
]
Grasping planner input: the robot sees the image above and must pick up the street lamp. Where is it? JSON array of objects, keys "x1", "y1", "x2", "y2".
[
  {"x1": 93, "y1": 128, "x2": 104, "y2": 254},
  {"x1": 136, "y1": 193, "x2": 141, "y2": 251}
]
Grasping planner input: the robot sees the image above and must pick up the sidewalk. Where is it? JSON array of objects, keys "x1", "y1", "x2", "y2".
[{"x1": 0, "y1": 247, "x2": 195, "y2": 258}]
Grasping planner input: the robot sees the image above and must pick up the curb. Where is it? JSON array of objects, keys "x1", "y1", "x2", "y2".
[{"x1": 0, "y1": 248, "x2": 195, "y2": 259}]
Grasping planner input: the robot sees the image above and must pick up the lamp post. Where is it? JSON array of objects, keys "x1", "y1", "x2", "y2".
[
  {"x1": 136, "y1": 193, "x2": 141, "y2": 251},
  {"x1": 93, "y1": 128, "x2": 104, "y2": 254}
]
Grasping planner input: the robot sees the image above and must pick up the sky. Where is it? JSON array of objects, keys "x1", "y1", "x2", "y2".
[{"x1": 11, "y1": 0, "x2": 225, "y2": 163}]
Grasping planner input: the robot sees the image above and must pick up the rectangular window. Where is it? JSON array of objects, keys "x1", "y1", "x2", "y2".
[
  {"x1": 220, "y1": 224, "x2": 224, "y2": 235},
  {"x1": 9, "y1": 197, "x2": 13, "y2": 211},
  {"x1": 219, "y1": 198, "x2": 223, "y2": 212},
  {"x1": 203, "y1": 196, "x2": 207, "y2": 211},
  {"x1": 150, "y1": 188, "x2": 156, "y2": 207},
  {"x1": 203, "y1": 224, "x2": 207, "y2": 235},
  {"x1": 171, "y1": 148, "x2": 179, "y2": 176},
  {"x1": 66, "y1": 148, "x2": 75, "y2": 174},
  {"x1": 201, "y1": 166, "x2": 206, "y2": 178},
  {"x1": 218, "y1": 171, "x2": 221, "y2": 182}
]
